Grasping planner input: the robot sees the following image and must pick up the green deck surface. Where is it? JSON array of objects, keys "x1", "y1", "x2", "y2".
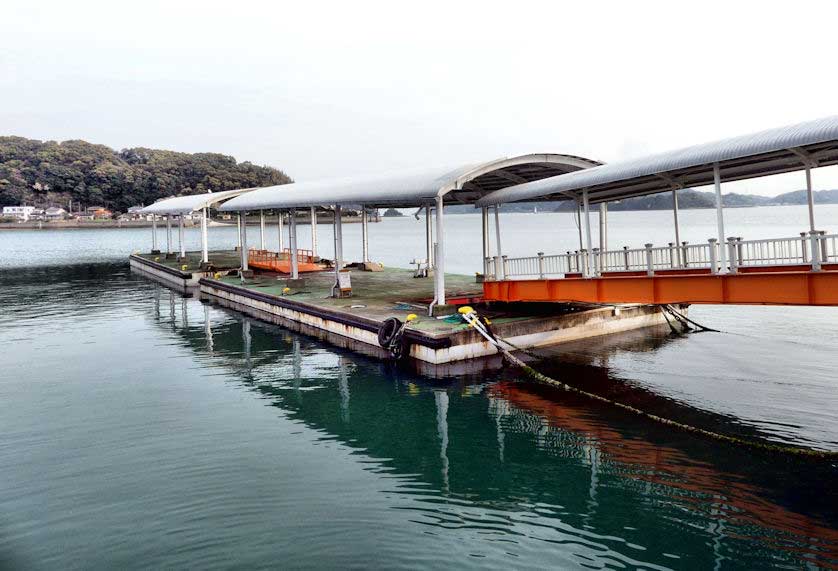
[
  {"x1": 216, "y1": 267, "x2": 513, "y2": 335},
  {"x1": 137, "y1": 250, "x2": 242, "y2": 272}
]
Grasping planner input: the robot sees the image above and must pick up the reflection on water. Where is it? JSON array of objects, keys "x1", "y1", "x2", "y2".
[{"x1": 0, "y1": 264, "x2": 836, "y2": 569}]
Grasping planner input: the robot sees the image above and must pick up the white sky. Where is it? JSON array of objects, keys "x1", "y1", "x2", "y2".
[{"x1": 3, "y1": 0, "x2": 838, "y2": 196}]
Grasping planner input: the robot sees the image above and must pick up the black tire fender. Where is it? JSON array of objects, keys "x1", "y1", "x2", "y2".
[{"x1": 377, "y1": 317, "x2": 402, "y2": 348}]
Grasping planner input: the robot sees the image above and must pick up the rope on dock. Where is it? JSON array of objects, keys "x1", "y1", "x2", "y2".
[{"x1": 457, "y1": 307, "x2": 838, "y2": 461}]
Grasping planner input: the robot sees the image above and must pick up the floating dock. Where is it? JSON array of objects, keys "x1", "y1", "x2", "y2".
[
  {"x1": 131, "y1": 253, "x2": 669, "y2": 370},
  {"x1": 129, "y1": 251, "x2": 241, "y2": 292}
]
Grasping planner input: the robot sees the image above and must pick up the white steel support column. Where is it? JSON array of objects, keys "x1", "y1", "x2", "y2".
[
  {"x1": 178, "y1": 214, "x2": 185, "y2": 257},
  {"x1": 238, "y1": 212, "x2": 248, "y2": 271},
  {"x1": 598, "y1": 203, "x2": 608, "y2": 271},
  {"x1": 151, "y1": 214, "x2": 158, "y2": 251},
  {"x1": 435, "y1": 195, "x2": 446, "y2": 305},
  {"x1": 289, "y1": 208, "x2": 299, "y2": 279},
  {"x1": 310, "y1": 206, "x2": 318, "y2": 256},
  {"x1": 333, "y1": 205, "x2": 343, "y2": 296},
  {"x1": 165, "y1": 215, "x2": 172, "y2": 254},
  {"x1": 493, "y1": 205, "x2": 502, "y2": 258},
  {"x1": 672, "y1": 188, "x2": 682, "y2": 267},
  {"x1": 713, "y1": 163, "x2": 727, "y2": 274},
  {"x1": 201, "y1": 207, "x2": 209, "y2": 263},
  {"x1": 582, "y1": 190, "x2": 595, "y2": 277},
  {"x1": 237, "y1": 213, "x2": 242, "y2": 250},
  {"x1": 576, "y1": 200, "x2": 584, "y2": 251},
  {"x1": 425, "y1": 204, "x2": 433, "y2": 267},
  {"x1": 361, "y1": 208, "x2": 369, "y2": 262},
  {"x1": 481, "y1": 206, "x2": 489, "y2": 275},
  {"x1": 259, "y1": 210, "x2": 266, "y2": 250},
  {"x1": 277, "y1": 211, "x2": 285, "y2": 253},
  {"x1": 805, "y1": 165, "x2": 816, "y2": 232}
]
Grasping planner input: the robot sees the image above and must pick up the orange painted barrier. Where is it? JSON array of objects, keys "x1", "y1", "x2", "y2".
[
  {"x1": 248, "y1": 249, "x2": 323, "y2": 274},
  {"x1": 483, "y1": 268, "x2": 838, "y2": 306}
]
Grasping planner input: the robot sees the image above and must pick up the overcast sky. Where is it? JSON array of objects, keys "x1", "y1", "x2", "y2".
[{"x1": 3, "y1": 0, "x2": 838, "y2": 196}]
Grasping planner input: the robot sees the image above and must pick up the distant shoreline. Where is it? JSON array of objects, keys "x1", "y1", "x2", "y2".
[{"x1": 0, "y1": 216, "x2": 377, "y2": 230}]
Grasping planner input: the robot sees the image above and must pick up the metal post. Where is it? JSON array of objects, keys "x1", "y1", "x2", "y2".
[
  {"x1": 810, "y1": 231, "x2": 821, "y2": 271},
  {"x1": 238, "y1": 212, "x2": 248, "y2": 271},
  {"x1": 709, "y1": 239, "x2": 718, "y2": 275},
  {"x1": 713, "y1": 163, "x2": 728, "y2": 273},
  {"x1": 727, "y1": 238, "x2": 738, "y2": 273},
  {"x1": 165, "y1": 215, "x2": 172, "y2": 254},
  {"x1": 681, "y1": 241, "x2": 689, "y2": 267},
  {"x1": 672, "y1": 188, "x2": 682, "y2": 267},
  {"x1": 425, "y1": 204, "x2": 434, "y2": 268},
  {"x1": 576, "y1": 200, "x2": 584, "y2": 251},
  {"x1": 333, "y1": 205, "x2": 343, "y2": 296},
  {"x1": 800, "y1": 232, "x2": 809, "y2": 263},
  {"x1": 289, "y1": 208, "x2": 299, "y2": 279},
  {"x1": 481, "y1": 206, "x2": 489, "y2": 276},
  {"x1": 435, "y1": 195, "x2": 446, "y2": 305},
  {"x1": 200, "y1": 207, "x2": 208, "y2": 263},
  {"x1": 493, "y1": 204, "x2": 502, "y2": 260},
  {"x1": 310, "y1": 206, "x2": 318, "y2": 257},
  {"x1": 598, "y1": 203, "x2": 608, "y2": 272},
  {"x1": 178, "y1": 214, "x2": 185, "y2": 258},
  {"x1": 623, "y1": 246, "x2": 630, "y2": 270},
  {"x1": 645, "y1": 243, "x2": 654, "y2": 276},
  {"x1": 277, "y1": 210, "x2": 285, "y2": 254},
  {"x1": 151, "y1": 214, "x2": 158, "y2": 252},
  {"x1": 538, "y1": 252, "x2": 545, "y2": 279},
  {"x1": 259, "y1": 210, "x2": 266, "y2": 250},
  {"x1": 236, "y1": 213, "x2": 242, "y2": 250},
  {"x1": 582, "y1": 190, "x2": 595, "y2": 277},
  {"x1": 805, "y1": 164, "x2": 816, "y2": 233},
  {"x1": 361, "y1": 207, "x2": 369, "y2": 263}
]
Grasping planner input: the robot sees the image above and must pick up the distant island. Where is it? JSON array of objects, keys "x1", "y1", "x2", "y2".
[
  {"x1": 447, "y1": 187, "x2": 838, "y2": 213},
  {"x1": 382, "y1": 207, "x2": 404, "y2": 217},
  {"x1": 0, "y1": 136, "x2": 291, "y2": 214}
]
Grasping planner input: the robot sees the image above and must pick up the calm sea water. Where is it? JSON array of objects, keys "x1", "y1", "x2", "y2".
[{"x1": 0, "y1": 206, "x2": 836, "y2": 569}]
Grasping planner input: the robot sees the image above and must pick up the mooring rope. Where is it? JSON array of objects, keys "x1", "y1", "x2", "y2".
[{"x1": 457, "y1": 307, "x2": 837, "y2": 461}]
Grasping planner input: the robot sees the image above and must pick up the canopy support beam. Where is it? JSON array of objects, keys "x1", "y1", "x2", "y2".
[
  {"x1": 165, "y1": 215, "x2": 172, "y2": 254},
  {"x1": 178, "y1": 214, "x2": 185, "y2": 258},
  {"x1": 481, "y1": 206, "x2": 489, "y2": 276},
  {"x1": 310, "y1": 206, "x2": 318, "y2": 256},
  {"x1": 289, "y1": 208, "x2": 299, "y2": 279},
  {"x1": 713, "y1": 163, "x2": 727, "y2": 274},
  {"x1": 361, "y1": 207, "x2": 369, "y2": 262},
  {"x1": 332, "y1": 205, "x2": 343, "y2": 297},
  {"x1": 277, "y1": 210, "x2": 284, "y2": 253},
  {"x1": 425, "y1": 204, "x2": 433, "y2": 268},
  {"x1": 583, "y1": 190, "x2": 595, "y2": 277},
  {"x1": 435, "y1": 195, "x2": 446, "y2": 306},
  {"x1": 238, "y1": 212, "x2": 248, "y2": 272},
  {"x1": 259, "y1": 210, "x2": 266, "y2": 250},
  {"x1": 201, "y1": 207, "x2": 209, "y2": 263},
  {"x1": 805, "y1": 164, "x2": 816, "y2": 232},
  {"x1": 673, "y1": 188, "x2": 682, "y2": 267},
  {"x1": 151, "y1": 214, "x2": 158, "y2": 252},
  {"x1": 598, "y1": 203, "x2": 608, "y2": 272}
]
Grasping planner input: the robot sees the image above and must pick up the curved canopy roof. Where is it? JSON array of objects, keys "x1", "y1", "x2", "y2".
[
  {"x1": 477, "y1": 115, "x2": 838, "y2": 207},
  {"x1": 141, "y1": 188, "x2": 257, "y2": 215},
  {"x1": 220, "y1": 154, "x2": 600, "y2": 211}
]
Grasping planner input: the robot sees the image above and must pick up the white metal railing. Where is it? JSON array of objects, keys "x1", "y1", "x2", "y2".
[{"x1": 485, "y1": 232, "x2": 836, "y2": 281}]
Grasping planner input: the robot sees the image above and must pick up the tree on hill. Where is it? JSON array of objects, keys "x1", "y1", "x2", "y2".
[{"x1": 0, "y1": 136, "x2": 292, "y2": 213}]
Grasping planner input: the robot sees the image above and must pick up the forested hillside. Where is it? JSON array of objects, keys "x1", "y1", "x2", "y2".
[{"x1": 0, "y1": 136, "x2": 292, "y2": 212}]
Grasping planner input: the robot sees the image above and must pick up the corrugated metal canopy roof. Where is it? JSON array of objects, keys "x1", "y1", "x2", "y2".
[
  {"x1": 219, "y1": 154, "x2": 601, "y2": 211},
  {"x1": 140, "y1": 188, "x2": 258, "y2": 215},
  {"x1": 477, "y1": 116, "x2": 838, "y2": 207}
]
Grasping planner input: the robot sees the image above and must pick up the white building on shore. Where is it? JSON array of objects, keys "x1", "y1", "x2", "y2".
[{"x1": 2, "y1": 206, "x2": 36, "y2": 221}]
